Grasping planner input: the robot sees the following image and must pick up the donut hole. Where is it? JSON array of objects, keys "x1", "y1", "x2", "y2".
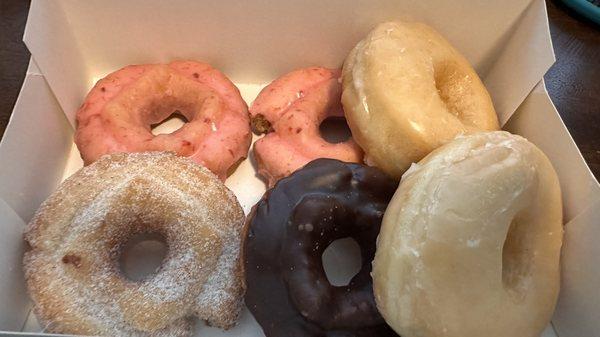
[
  {"x1": 501, "y1": 213, "x2": 532, "y2": 298},
  {"x1": 319, "y1": 117, "x2": 352, "y2": 144},
  {"x1": 119, "y1": 233, "x2": 168, "y2": 281},
  {"x1": 433, "y1": 62, "x2": 471, "y2": 123},
  {"x1": 151, "y1": 111, "x2": 189, "y2": 135},
  {"x1": 322, "y1": 238, "x2": 362, "y2": 286}
]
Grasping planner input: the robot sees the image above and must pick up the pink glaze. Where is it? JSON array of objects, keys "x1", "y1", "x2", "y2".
[
  {"x1": 250, "y1": 67, "x2": 363, "y2": 186},
  {"x1": 75, "y1": 61, "x2": 251, "y2": 180}
]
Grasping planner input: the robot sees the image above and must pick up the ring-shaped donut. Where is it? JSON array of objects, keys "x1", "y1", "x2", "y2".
[
  {"x1": 342, "y1": 21, "x2": 499, "y2": 179},
  {"x1": 24, "y1": 152, "x2": 246, "y2": 336},
  {"x1": 250, "y1": 67, "x2": 363, "y2": 186},
  {"x1": 75, "y1": 61, "x2": 251, "y2": 180},
  {"x1": 373, "y1": 131, "x2": 563, "y2": 337},
  {"x1": 243, "y1": 158, "x2": 398, "y2": 336}
]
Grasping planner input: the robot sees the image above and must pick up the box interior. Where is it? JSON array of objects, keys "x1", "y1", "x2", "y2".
[{"x1": 1, "y1": 0, "x2": 598, "y2": 335}]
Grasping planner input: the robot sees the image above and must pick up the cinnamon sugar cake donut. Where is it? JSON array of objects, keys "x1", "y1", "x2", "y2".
[{"x1": 23, "y1": 152, "x2": 245, "y2": 336}]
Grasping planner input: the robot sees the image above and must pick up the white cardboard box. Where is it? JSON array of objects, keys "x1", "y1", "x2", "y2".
[{"x1": 0, "y1": 0, "x2": 598, "y2": 336}]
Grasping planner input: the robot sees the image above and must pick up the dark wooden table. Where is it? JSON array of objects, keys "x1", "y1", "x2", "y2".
[{"x1": 1, "y1": 0, "x2": 599, "y2": 179}]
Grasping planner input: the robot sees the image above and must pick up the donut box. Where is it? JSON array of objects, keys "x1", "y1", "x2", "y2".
[{"x1": 0, "y1": 0, "x2": 598, "y2": 336}]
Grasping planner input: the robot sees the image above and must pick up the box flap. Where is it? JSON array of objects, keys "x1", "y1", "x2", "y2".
[
  {"x1": 504, "y1": 81, "x2": 600, "y2": 222},
  {"x1": 25, "y1": 59, "x2": 41, "y2": 76},
  {"x1": 0, "y1": 69, "x2": 73, "y2": 221},
  {"x1": 0, "y1": 199, "x2": 30, "y2": 332},
  {"x1": 23, "y1": 1, "x2": 89, "y2": 128},
  {"x1": 483, "y1": 0, "x2": 555, "y2": 125},
  {"x1": 553, "y1": 196, "x2": 600, "y2": 337}
]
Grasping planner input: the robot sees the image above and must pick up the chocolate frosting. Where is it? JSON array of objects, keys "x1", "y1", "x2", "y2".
[{"x1": 243, "y1": 158, "x2": 399, "y2": 336}]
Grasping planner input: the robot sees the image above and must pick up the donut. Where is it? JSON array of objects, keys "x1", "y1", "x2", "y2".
[
  {"x1": 243, "y1": 158, "x2": 399, "y2": 336},
  {"x1": 342, "y1": 21, "x2": 499, "y2": 179},
  {"x1": 373, "y1": 131, "x2": 563, "y2": 337},
  {"x1": 75, "y1": 60, "x2": 252, "y2": 180},
  {"x1": 23, "y1": 152, "x2": 246, "y2": 336},
  {"x1": 250, "y1": 67, "x2": 363, "y2": 186}
]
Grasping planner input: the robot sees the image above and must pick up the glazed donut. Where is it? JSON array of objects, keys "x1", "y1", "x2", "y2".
[
  {"x1": 342, "y1": 21, "x2": 499, "y2": 179},
  {"x1": 75, "y1": 60, "x2": 252, "y2": 180},
  {"x1": 243, "y1": 158, "x2": 398, "y2": 337},
  {"x1": 24, "y1": 152, "x2": 245, "y2": 336},
  {"x1": 373, "y1": 131, "x2": 563, "y2": 337},
  {"x1": 250, "y1": 67, "x2": 363, "y2": 186}
]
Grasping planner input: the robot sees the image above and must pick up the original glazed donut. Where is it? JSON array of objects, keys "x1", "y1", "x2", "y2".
[
  {"x1": 342, "y1": 21, "x2": 500, "y2": 179},
  {"x1": 243, "y1": 158, "x2": 398, "y2": 337},
  {"x1": 75, "y1": 60, "x2": 252, "y2": 180},
  {"x1": 373, "y1": 131, "x2": 563, "y2": 337},
  {"x1": 250, "y1": 67, "x2": 363, "y2": 186},
  {"x1": 24, "y1": 152, "x2": 245, "y2": 336}
]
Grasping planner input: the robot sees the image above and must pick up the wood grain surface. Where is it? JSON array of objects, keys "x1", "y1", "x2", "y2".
[
  {"x1": 0, "y1": 0, "x2": 598, "y2": 179},
  {"x1": 545, "y1": 0, "x2": 600, "y2": 179}
]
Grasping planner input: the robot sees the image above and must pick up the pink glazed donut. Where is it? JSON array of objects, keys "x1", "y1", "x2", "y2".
[
  {"x1": 75, "y1": 61, "x2": 251, "y2": 180},
  {"x1": 250, "y1": 67, "x2": 363, "y2": 186}
]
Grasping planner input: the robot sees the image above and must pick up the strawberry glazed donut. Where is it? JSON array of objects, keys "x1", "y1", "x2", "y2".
[
  {"x1": 75, "y1": 61, "x2": 252, "y2": 180},
  {"x1": 250, "y1": 67, "x2": 363, "y2": 186}
]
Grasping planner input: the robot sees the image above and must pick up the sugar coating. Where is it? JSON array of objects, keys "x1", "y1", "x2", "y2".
[{"x1": 23, "y1": 152, "x2": 245, "y2": 336}]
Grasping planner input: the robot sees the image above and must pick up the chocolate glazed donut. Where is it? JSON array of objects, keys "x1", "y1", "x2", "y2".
[{"x1": 243, "y1": 158, "x2": 399, "y2": 337}]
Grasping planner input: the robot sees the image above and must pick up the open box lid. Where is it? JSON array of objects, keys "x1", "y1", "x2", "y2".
[
  {"x1": 23, "y1": 0, "x2": 554, "y2": 127},
  {"x1": 0, "y1": 0, "x2": 599, "y2": 335}
]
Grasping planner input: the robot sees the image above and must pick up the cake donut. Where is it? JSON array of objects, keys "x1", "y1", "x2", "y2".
[
  {"x1": 342, "y1": 21, "x2": 499, "y2": 178},
  {"x1": 24, "y1": 152, "x2": 245, "y2": 336},
  {"x1": 75, "y1": 61, "x2": 252, "y2": 180},
  {"x1": 250, "y1": 67, "x2": 363, "y2": 186},
  {"x1": 373, "y1": 131, "x2": 563, "y2": 337},
  {"x1": 243, "y1": 158, "x2": 398, "y2": 337}
]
